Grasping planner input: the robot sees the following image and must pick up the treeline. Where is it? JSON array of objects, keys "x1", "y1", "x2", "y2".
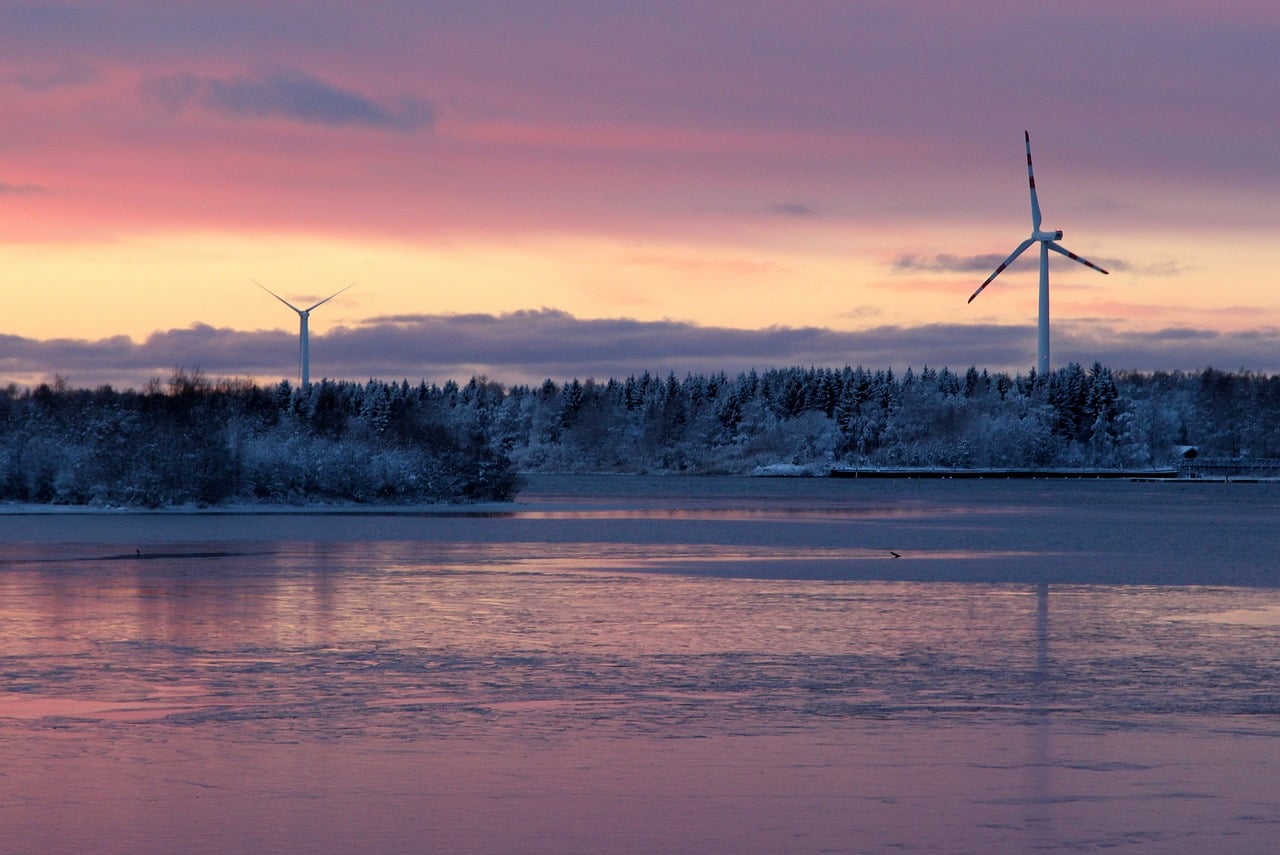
[
  {"x1": 0, "y1": 372, "x2": 520, "y2": 506},
  {"x1": 2, "y1": 364, "x2": 1277, "y2": 506},
  {"x1": 498, "y1": 363, "x2": 1280, "y2": 474}
]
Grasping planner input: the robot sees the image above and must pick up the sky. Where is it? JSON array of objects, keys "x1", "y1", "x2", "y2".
[{"x1": 2, "y1": 1, "x2": 1278, "y2": 389}]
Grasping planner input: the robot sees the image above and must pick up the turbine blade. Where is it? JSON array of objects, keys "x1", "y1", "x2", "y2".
[
  {"x1": 252, "y1": 279, "x2": 303, "y2": 314},
  {"x1": 1047, "y1": 242, "x2": 1109, "y2": 275},
  {"x1": 304, "y1": 282, "x2": 356, "y2": 313},
  {"x1": 968, "y1": 239, "x2": 1035, "y2": 303},
  {"x1": 1025, "y1": 130, "x2": 1042, "y2": 232}
]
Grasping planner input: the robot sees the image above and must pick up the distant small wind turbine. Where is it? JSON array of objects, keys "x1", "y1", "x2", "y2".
[
  {"x1": 253, "y1": 279, "x2": 353, "y2": 386},
  {"x1": 968, "y1": 131, "x2": 1108, "y2": 376}
]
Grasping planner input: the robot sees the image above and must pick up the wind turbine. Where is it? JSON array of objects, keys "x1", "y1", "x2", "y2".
[
  {"x1": 254, "y1": 280, "x2": 353, "y2": 386},
  {"x1": 968, "y1": 131, "x2": 1108, "y2": 376}
]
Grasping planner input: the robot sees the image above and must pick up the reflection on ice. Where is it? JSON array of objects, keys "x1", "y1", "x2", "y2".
[
  {"x1": 1168, "y1": 606, "x2": 1280, "y2": 625},
  {"x1": 0, "y1": 693, "x2": 199, "y2": 721},
  {"x1": 3, "y1": 543, "x2": 1278, "y2": 729}
]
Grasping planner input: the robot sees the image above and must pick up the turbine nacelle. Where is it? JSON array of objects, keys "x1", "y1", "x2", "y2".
[{"x1": 1033, "y1": 229, "x2": 1064, "y2": 241}]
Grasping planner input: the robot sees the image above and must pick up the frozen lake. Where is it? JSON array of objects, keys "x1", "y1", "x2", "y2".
[{"x1": 2, "y1": 475, "x2": 1279, "y2": 853}]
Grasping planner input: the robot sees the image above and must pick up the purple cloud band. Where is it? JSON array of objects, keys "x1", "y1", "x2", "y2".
[
  {"x1": 140, "y1": 69, "x2": 433, "y2": 131},
  {"x1": 2, "y1": 310, "x2": 1274, "y2": 391}
]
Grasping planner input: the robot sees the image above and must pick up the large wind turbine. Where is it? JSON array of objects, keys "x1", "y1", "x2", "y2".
[
  {"x1": 254, "y1": 280, "x2": 353, "y2": 386},
  {"x1": 968, "y1": 131, "x2": 1108, "y2": 376}
]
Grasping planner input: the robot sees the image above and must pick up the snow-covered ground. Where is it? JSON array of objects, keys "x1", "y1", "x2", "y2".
[{"x1": 2, "y1": 476, "x2": 1278, "y2": 853}]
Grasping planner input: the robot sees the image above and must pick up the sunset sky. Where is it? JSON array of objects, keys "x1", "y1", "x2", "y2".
[{"x1": 2, "y1": 1, "x2": 1277, "y2": 388}]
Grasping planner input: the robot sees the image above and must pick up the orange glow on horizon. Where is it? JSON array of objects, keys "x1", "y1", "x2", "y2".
[{"x1": 0, "y1": 226, "x2": 1274, "y2": 348}]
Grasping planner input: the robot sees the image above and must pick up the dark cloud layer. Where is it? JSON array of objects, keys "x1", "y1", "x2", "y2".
[
  {"x1": 140, "y1": 69, "x2": 433, "y2": 131},
  {"x1": 893, "y1": 254, "x2": 1012, "y2": 274},
  {"x1": 894, "y1": 252, "x2": 1163, "y2": 278},
  {"x1": 0, "y1": 180, "x2": 45, "y2": 195},
  {"x1": 2, "y1": 311, "x2": 1275, "y2": 391},
  {"x1": 10, "y1": 64, "x2": 96, "y2": 91},
  {"x1": 766, "y1": 203, "x2": 819, "y2": 218}
]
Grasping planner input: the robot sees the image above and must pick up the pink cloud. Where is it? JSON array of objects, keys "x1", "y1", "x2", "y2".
[{"x1": 0, "y1": 2, "x2": 1273, "y2": 246}]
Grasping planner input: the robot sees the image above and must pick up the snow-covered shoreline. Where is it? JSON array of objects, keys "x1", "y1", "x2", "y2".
[{"x1": 0, "y1": 500, "x2": 522, "y2": 516}]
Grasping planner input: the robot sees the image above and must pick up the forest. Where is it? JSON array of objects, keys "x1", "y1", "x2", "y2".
[{"x1": 1, "y1": 362, "x2": 1277, "y2": 506}]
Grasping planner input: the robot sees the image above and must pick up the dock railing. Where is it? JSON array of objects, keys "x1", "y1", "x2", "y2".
[{"x1": 1177, "y1": 458, "x2": 1280, "y2": 480}]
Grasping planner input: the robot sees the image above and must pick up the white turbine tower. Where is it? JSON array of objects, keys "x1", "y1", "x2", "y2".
[
  {"x1": 968, "y1": 131, "x2": 1109, "y2": 377},
  {"x1": 254, "y1": 280, "x2": 353, "y2": 387}
]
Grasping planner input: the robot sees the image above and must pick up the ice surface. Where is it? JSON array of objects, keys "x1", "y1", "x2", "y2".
[{"x1": 2, "y1": 476, "x2": 1279, "y2": 853}]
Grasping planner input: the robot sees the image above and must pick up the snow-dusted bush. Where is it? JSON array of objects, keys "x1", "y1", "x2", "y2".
[
  {"x1": 0, "y1": 375, "x2": 520, "y2": 507},
  {"x1": 501, "y1": 364, "x2": 1280, "y2": 475}
]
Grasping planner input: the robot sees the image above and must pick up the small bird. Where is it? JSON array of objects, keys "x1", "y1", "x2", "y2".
[{"x1": 889, "y1": 551, "x2": 901, "y2": 558}]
